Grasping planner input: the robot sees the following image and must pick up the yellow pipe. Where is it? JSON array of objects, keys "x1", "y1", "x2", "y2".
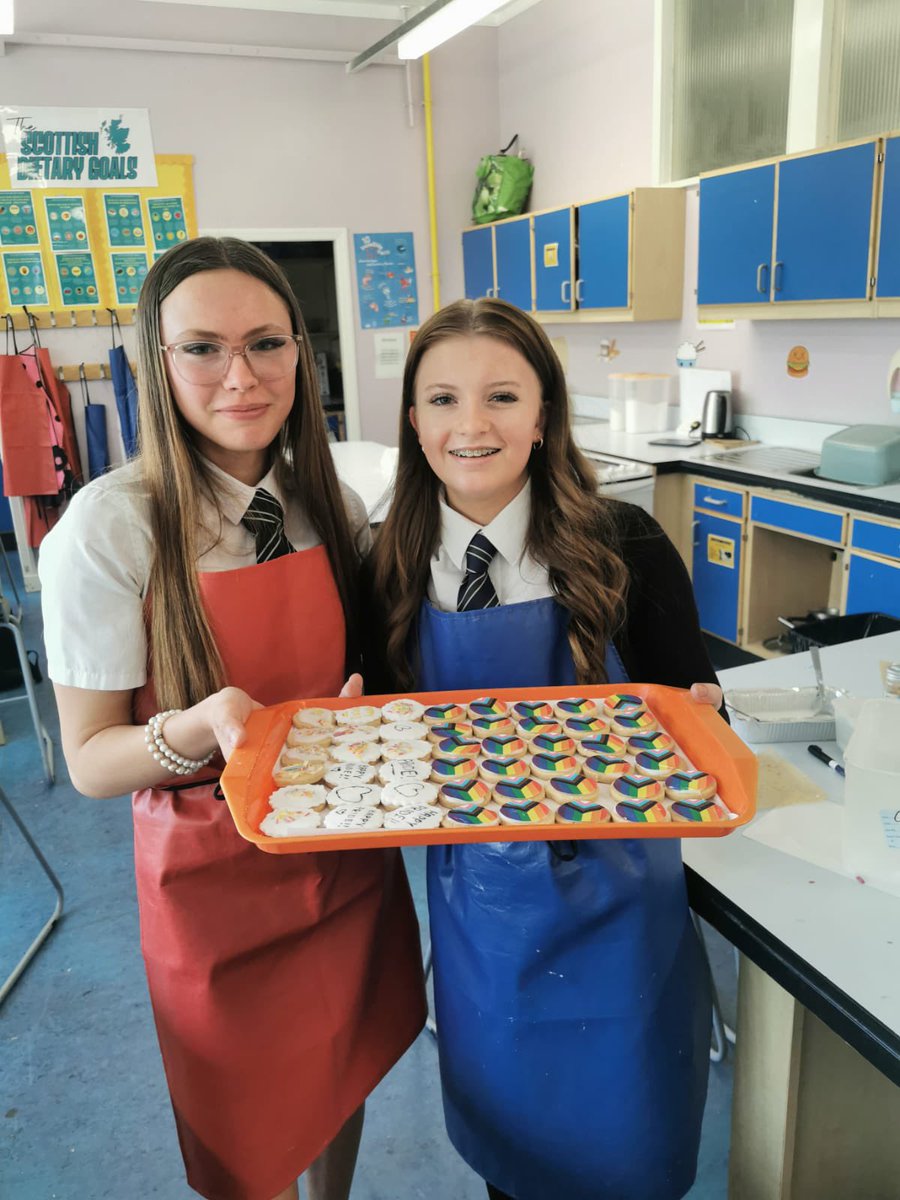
[{"x1": 422, "y1": 52, "x2": 441, "y2": 311}]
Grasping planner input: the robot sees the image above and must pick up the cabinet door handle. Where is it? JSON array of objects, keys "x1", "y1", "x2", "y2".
[
  {"x1": 692, "y1": 519, "x2": 700, "y2": 548},
  {"x1": 701, "y1": 495, "x2": 728, "y2": 507},
  {"x1": 575, "y1": 278, "x2": 584, "y2": 303},
  {"x1": 756, "y1": 262, "x2": 769, "y2": 295},
  {"x1": 774, "y1": 261, "x2": 784, "y2": 292},
  {"x1": 561, "y1": 279, "x2": 571, "y2": 305}
]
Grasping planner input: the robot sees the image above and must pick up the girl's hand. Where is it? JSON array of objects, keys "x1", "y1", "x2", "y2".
[
  {"x1": 689, "y1": 681, "x2": 723, "y2": 709},
  {"x1": 205, "y1": 686, "x2": 264, "y2": 759},
  {"x1": 340, "y1": 673, "x2": 364, "y2": 698}
]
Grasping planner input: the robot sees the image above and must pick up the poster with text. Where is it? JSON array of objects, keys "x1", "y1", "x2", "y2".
[
  {"x1": 104, "y1": 193, "x2": 146, "y2": 247},
  {"x1": 0, "y1": 190, "x2": 38, "y2": 246},
  {"x1": 3, "y1": 250, "x2": 48, "y2": 302},
  {"x1": 147, "y1": 196, "x2": 188, "y2": 253},
  {"x1": 0, "y1": 106, "x2": 157, "y2": 188},
  {"x1": 45, "y1": 195, "x2": 90, "y2": 250},
  {"x1": 110, "y1": 251, "x2": 149, "y2": 302},
  {"x1": 55, "y1": 250, "x2": 99, "y2": 305},
  {"x1": 353, "y1": 232, "x2": 419, "y2": 329}
]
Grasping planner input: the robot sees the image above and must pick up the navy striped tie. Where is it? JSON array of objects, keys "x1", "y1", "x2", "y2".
[
  {"x1": 241, "y1": 488, "x2": 294, "y2": 563},
  {"x1": 457, "y1": 531, "x2": 500, "y2": 611}
]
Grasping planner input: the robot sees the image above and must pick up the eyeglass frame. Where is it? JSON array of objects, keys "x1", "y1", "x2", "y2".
[{"x1": 158, "y1": 333, "x2": 304, "y2": 383}]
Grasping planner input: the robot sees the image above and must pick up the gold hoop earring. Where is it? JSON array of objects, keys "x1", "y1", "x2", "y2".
[{"x1": 532, "y1": 437, "x2": 544, "y2": 451}]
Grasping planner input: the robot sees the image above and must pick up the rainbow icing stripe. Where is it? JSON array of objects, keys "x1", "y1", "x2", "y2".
[
  {"x1": 564, "y1": 716, "x2": 608, "y2": 737},
  {"x1": 517, "y1": 716, "x2": 563, "y2": 736},
  {"x1": 581, "y1": 734, "x2": 627, "y2": 758},
  {"x1": 468, "y1": 697, "x2": 509, "y2": 718},
  {"x1": 666, "y1": 771, "x2": 717, "y2": 796},
  {"x1": 440, "y1": 779, "x2": 491, "y2": 806},
  {"x1": 603, "y1": 693, "x2": 644, "y2": 712},
  {"x1": 531, "y1": 752, "x2": 581, "y2": 776},
  {"x1": 499, "y1": 800, "x2": 553, "y2": 824},
  {"x1": 555, "y1": 801, "x2": 611, "y2": 824},
  {"x1": 548, "y1": 773, "x2": 598, "y2": 799},
  {"x1": 434, "y1": 735, "x2": 482, "y2": 759},
  {"x1": 627, "y1": 732, "x2": 674, "y2": 753},
  {"x1": 424, "y1": 702, "x2": 467, "y2": 724},
  {"x1": 471, "y1": 715, "x2": 515, "y2": 736},
  {"x1": 512, "y1": 700, "x2": 554, "y2": 720},
  {"x1": 634, "y1": 749, "x2": 684, "y2": 774},
  {"x1": 445, "y1": 804, "x2": 499, "y2": 826},
  {"x1": 494, "y1": 777, "x2": 545, "y2": 802},
  {"x1": 481, "y1": 733, "x2": 528, "y2": 758},
  {"x1": 532, "y1": 732, "x2": 578, "y2": 754},
  {"x1": 432, "y1": 757, "x2": 478, "y2": 779},
  {"x1": 554, "y1": 697, "x2": 598, "y2": 716},
  {"x1": 481, "y1": 756, "x2": 529, "y2": 779},
  {"x1": 429, "y1": 720, "x2": 474, "y2": 740},
  {"x1": 671, "y1": 798, "x2": 722, "y2": 823},
  {"x1": 614, "y1": 798, "x2": 670, "y2": 824},
  {"x1": 583, "y1": 753, "x2": 629, "y2": 780},
  {"x1": 611, "y1": 774, "x2": 664, "y2": 802},
  {"x1": 612, "y1": 712, "x2": 657, "y2": 732}
]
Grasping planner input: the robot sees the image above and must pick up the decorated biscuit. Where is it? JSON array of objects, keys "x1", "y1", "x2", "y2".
[
  {"x1": 442, "y1": 804, "x2": 500, "y2": 827},
  {"x1": 381, "y1": 779, "x2": 439, "y2": 809},
  {"x1": 582, "y1": 753, "x2": 630, "y2": 783},
  {"x1": 512, "y1": 699, "x2": 554, "y2": 721},
  {"x1": 281, "y1": 745, "x2": 330, "y2": 766},
  {"x1": 323, "y1": 804, "x2": 384, "y2": 831},
  {"x1": 332, "y1": 725, "x2": 382, "y2": 746},
  {"x1": 563, "y1": 716, "x2": 609, "y2": 741},
  {"x1": 269, "y1": 784, "x2": 328, "y2": 811},
  {"x1": 633, "y1": 749, "x2": 686, "y2": 780},
  {"x1": 493, "y1": 776, "x2": 546, "y2": 803},
  {"x1": 612, "y1": 798, "x2": 670, "y2": 824},
  {"x1": 383, "y1": 804, "x2": 443, "y2": 830},
  {"x1": 426, "y1": 721, "x2": 475, "y2": 743},
  {"x1": 601, "y1": 693, "x2": 645, "y2": 716},
  {"x1": 627, "y1": 732, "x2": 675, "y2": 754},
  {"x1": 380, "y1": 720, "x2": 428, "y2": 742},
  {"x1": 260, "y1": 807, "x2": 322, "y2": 836},
  {"x1": 610, "y1": 774, "x2": 665, "y2": 804},
  {"x1": 530, "y1": 752, "x2": 581, "y2": 779},
  {"x1": 439, "y1": 778, "x2": 492, "y2": 808},
  {"x1": 381, "y1": 697, "x2": 426, "y2": 722},
  {"x1": 431, "y1": 757, "x2": 479, "y2": 784},
  {"x1": 610, "y1": 712, "x2": 658, "y2": 735},
  {"x1": 546, "y1": 773, "x2": 600, "y2": 804},
  {"x1": 286, "y1": 727, "x2": 332, "y2": 750},
  {"x1": 670, "y1": 797, "x2": 727, "y2": 823},
  {"x1": 379, "y1": 739, "x2": 431, "y2": 761},
  {"x1": 330, "y1": 739, "x2": 382, "y2": 764},
  {"x1": 467, "y1": 696, "x2": 510, "y2": 719},
  {"x1": 664, "y1": 771, "x2": 718, "y2": 802},
  {"x1": 581, "y1": 733, "x2": 627, "y2": 759},
  {"x1": 479, "y1": 756, "x2": 531, "y2": 782},
  {"x1": 516, "y1": 716, "x2": 563, "y2": 739},
  {"x1": 325, "y1": 761, "x2": 376, "y2": 787},
  {"x1": 432, "y1": 735, "x2": 482, "y2": 761},
  {"x1": 326, "y1": 783, "x2": 382, "y2": 808},
  {"x1": 471, "y1": 715, "x2": 516, "y2": 737},
  {"x1": 480, "y1": 733, "x2": 528, "y2": 759},
  {"x1": 552, "y1": 697, "x2": 599, "y2": 718},
  {"x1": 337, "y1": 704, "x2": 382, "y2": 727},
  {"x1": 497, "y1": 800, "x2": 554, "y2": 825},
  {"x1": 273, "y1": 759, "x2": 327, "y2": 787},
  {"x1": 555, "y1": 800, "x2": 611, "y2": 825},
  {"x1": 423, "y1": 702, "x2": 467, "y2": 726},
  {"x1": 531, "y1": 731, "x2": 578, "y2": 756},
  {"x1": 378, "y1": 757, "x2": 432, "y2": 785},
  {"x1": 291, "y1": 706, "x2": 335, "y2": 730}
]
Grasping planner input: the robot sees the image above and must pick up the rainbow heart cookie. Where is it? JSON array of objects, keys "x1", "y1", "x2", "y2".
[
  {"x1": 432, "y1": 735, "x2": 482, "y2": 760},
  {"x1": 555, "y1": 800, "x2": 611, "y2": 825},
  {"x1": 563, "y1": 716, "x2": 609, "y2": 740},
  {"x1": 493, "y1": 777, "x2": 546, "y2": 803},
  {"x1": 479, "y1": 756, "x2": 531, "y2": 782},
  {"x1": 531, "y1": 731, "x2": 578, "y2": 755},
  {"x1": 612, "y1": 798, "x2": 670, "y2": 824},
  {"x1": 610, "y1": 774, "x2": 665, "y2": 804},
  {"x1": 497, "y1": 800, "x2": 554, "y2": 825},
  {"x1": 610, "y1": 712, "x2": 658, "y2": 735},
  {"x1": 471, "y1": 715, "x2": 516, "y2": 737},
  {"x1": 439, "y1": 778, "x2": 492, "y2": 808},
  {"x1": 553, "y1": 697, "x2": 598, "y2": 718},
  {"x1": 633, "y1": 749, "x2": 686, "y2": 780},
  {"x1": 665, "y1": 771, "x2": 718, "y2": 801},
  {"x1": 467, "y1": 696, "x2": 510, "y2": 719},
  {"x1": 512, "y1": 700, "x2": 554, "y2": 720},
  {"x1": 627, "y1": 732, "x2": 675, "y2": 754},
  {"x1": 670, "y1": 797, "x2": 726, "y2": 823},
  {"x1": 582, "y1": 753, "x2": 630, "y2": 783},
  {"x1": 581, "y1": 733, "x2": 627, "y2": 758},
  {"x1": 481, "y1": 733, "x2": 528, "y2": 758},
  {"x1": 547, "y1": 773, "x2": 600, "y2": 803},
  {"x1": 426, "y1": 721, "x2": 475, "y2": 743},
  {"x1": 516, "y1": 716, "x2": 563, "y2": 739},
  {"x1": 530, "y1": 752, "x2": 581, "y2": 779},
  {"x1": 601, "y1": 693, "x2": 645, "y2": 715},
  {"x1": 423, "y1": 702, "x2": 467, "y2": 726},
  {"x1": 431, "y1": 757, "x2": 479, "y2": 783},
  {"x1": 442, "y1": 804, "x2": 500, "y2": 827}
]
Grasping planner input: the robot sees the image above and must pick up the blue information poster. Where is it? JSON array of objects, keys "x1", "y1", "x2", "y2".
[
  {"x1": 55, "y1": 250, "x2": 99, "y2": 305},
  {"x1": 0, "y1": 191, "x2": 39, "y2": 246},
  {"x1": 353, "y1": 232, "x2": 419, "y2": 328},
  {"x1": 110, "y1": 251, "x2": 149, "y2": 301},
  {"x1": 45, "y1": 195, "x2": 90, "y2": 249},
  {"x1": 3, "y1": 250, "x2": 48, "y2": 302},
  {"x1": 104, "y1": 193, "x2": 146, "y2": 247},
  {"x1": 147, "y1": 196, "x2": 188, "y2": 252}
]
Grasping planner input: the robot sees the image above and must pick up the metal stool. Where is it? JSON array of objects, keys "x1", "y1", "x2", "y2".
[{"x1": 0, "y1": 541, "x2": 54, "y2": 784}]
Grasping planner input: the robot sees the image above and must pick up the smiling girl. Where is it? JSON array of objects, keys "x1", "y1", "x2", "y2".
[
  {"x1": 368, "y1": 298, "x2": 723, "y2": 1200},
  {"x1": 39, "y1": 238, "x2": 425, "y2": 1200}
]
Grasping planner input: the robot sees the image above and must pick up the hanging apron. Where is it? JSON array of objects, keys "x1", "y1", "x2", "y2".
[
  {"x1": 108, "y1": 311, "x2": 138, "y2": 458},
  {"x1": 419, "y1": 596, "x2": 711, "y2": 1200},
  {"x1": 133, "y1": 545, "x2": 426, "y2": 1200}
]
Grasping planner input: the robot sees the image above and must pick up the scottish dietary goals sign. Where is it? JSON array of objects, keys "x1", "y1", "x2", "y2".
[{"x1": 0, "y1": 107, "x2": 158, "y2": 188}]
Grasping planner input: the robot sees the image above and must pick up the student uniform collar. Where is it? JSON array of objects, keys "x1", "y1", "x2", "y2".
[
  {"x1": 201, "y1": 457, "x2": 285, "y2": 526},
  {"x1": 439, "y1": 479, "x2": 532, "y2": 571}
]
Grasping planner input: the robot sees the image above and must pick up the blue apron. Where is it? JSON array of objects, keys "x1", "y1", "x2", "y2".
[{"x1": 419, "y1": 596, "x2": 711, "y2": 1200}]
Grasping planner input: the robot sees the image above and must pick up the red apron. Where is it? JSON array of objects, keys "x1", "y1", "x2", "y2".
[{"x1": 132, "y1": 545, "x2": 426, "y2": 1200}]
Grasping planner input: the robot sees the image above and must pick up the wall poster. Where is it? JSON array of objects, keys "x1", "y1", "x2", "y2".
[{"x1": 353, "y1": 232, "x2": 419, "y2": 329}]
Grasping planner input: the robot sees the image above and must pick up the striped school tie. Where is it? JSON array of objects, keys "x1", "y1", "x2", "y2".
[
  {"x1": 241, "y1": 487, "x2": 294, "y2": 563},
  {"x1": 457, "y1": 531, "x2": 500, "y2": 611}
]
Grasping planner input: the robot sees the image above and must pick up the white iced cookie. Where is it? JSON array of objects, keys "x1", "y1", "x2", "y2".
[
  {"x1": 260, "y1": 808, "x2": 322, "y2": 836},
  {"x1": 327, "y1": 783, "x2": 382, "y2": 808},
  {"x1": 331, "y1": 739, "x2": 382, "y2": 764},
  {"x1": 383, "y1": 804, "x2": 443, "y2": 831},
  {"x1": 378, "y1": 757, "x2": 432, "y2": 784},
  {"x1": 281, "y1": 746, "x2": 330, "y2": 766},
  {"x1": 381, "y1": 779, "x2": 439, "y2": 809},
  {"x1": 268, "y1": 784, "x2": 328, "y2": 811},
  {"x1": 379, "y1": 739, "x2": 432, "y2": 762},
  {"x1": 338, "y1": 704, "x2": 382, "y2": 727},
  {"x1": 285, "y1": 727, "x2": 332, "y2": 750},
  {"x1": 324, "y1": 762, "x2": 376, "y2": 787},
  {"x1": 332, "y1": 725, "x2": 382, "y2": 745},
  {"x1": 292, "y1": 706, "x2": 335, "y2": 730},
  {"x1": 382, "y1": 697, "x2": 426, "y2": 722},
  {"x1": 380, "y1": 720, "x2": 428, "y2": 742},
  {"x1": 323, "y1": 805, "x2": 384, "y2": 831}
]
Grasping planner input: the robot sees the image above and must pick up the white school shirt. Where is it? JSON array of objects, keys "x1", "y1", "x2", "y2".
[
  {"x1": 39, "y1": 457, "x2": 370, "y2": 691},
  {"x1": 428, "y1": 480, "x2": 554, "y2": 612}
]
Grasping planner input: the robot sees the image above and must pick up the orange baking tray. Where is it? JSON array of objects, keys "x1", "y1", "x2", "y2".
[{"x1": 220, "y1": 684, "x2": 757, "y2": 853}]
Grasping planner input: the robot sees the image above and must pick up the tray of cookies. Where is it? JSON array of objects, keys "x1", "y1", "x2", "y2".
[{"x1": 219, "y1": 684, "x2": 757, "y2": 853}]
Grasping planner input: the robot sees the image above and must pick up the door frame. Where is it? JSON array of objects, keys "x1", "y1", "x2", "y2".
[{"x1": 203, "y1": 226, "x2": 361, "y2": 440}]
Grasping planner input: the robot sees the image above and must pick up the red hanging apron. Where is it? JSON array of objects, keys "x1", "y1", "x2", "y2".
[{"x1": 132, "y1": 544, "x2": 426, "y2": 1200}]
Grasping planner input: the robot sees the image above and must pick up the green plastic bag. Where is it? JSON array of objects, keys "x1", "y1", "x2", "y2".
[{"x1": 471, "y1": 135, "x2": 534, "y2": 225}]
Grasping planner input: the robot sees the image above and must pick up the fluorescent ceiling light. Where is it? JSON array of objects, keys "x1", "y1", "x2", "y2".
[
  {"x1": 397, "y1": 0, "x2": 509, "y2": 59},
  {"x1": 0, "y1": 0, "x2": 14, "y2": 37}
]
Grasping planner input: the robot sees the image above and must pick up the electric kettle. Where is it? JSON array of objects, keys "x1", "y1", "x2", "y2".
[{"x1": 700, "y1": 390, "x2": 734, "y2": 439}]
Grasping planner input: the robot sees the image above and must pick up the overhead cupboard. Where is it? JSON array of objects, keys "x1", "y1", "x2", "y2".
[
  {"x1": 462, "y1": 187, "x2": 685, "y2": 322},
  {"x1": 697, "y1": 132, "x2": 900, "y2": 319}
]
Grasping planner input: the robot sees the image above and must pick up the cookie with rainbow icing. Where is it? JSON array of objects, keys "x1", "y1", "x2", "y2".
[
  {"x1": 664, "y1": 771, "x2": 718, "y2": 801},
  {"x1": 516, "y1": 715, "x2": 563, "y2": 739},
  {"x1": 423, "y1": 702, "x2": 467, "y2": 726},
  {"x1": 438, "y1": 778, "x2": 492, "y2": 808},
  {"x1": 633, "y1": 749, "x2": 686, "y2": 780},
  {"x1": 292, "y1": 706, "x2": 335, "y2": 730},
  {"x1": 531, "y1": 731, "x2": 578, "y2": 756},
  {"x1": 512, "y1": 699, "x2": 554, "y2": 721},
  {"x1": 497, "y1": 799, "x2": 554, "y2": 825},
  {"x1": 547, "y1": 773, "x2": 600, "y2": 804},
  {"x1": 471, "y1": 715, "x2": 516, "y2": 737},
  {"x1": 612, "y1": 797, "x2": 670, "y2": 825},
  {"x1": 426, "y1": 720, "x2": 474, "y2": 743},
  {"x1": 432, "y1": 734, "x2": 482, "y2": 761},
  {"x1": 479, "y1": 756, "x2": 531, "y2": 783},
  {"x1": 610, "y1": 774, "x2": 665, "y2": 804},
  {"x1": 286, "y1": 727, "x2": 332, "y2": 751},
  {"x1": 610, "y1": 711, "x2": 658, "y2": 736},
  {"x1": 269, "y1": 783, "x2": 328, "y2": 811},
  {"x1": 670, "y1": 797, "x2": 726, "y2": 823},
  {"x1": 601, "y1": 693, "x2": 645, "y2": 716},
  {"x1": 627, "y1": 731, "x2": 675, "y2": 754},
  {"x1": 337, "y1": 704, "x2": 382, "y2": 727},
  {"x1": 431, "y1": 757, "x2": 478, "y2": 783},
  {"x1": 563, "y1": 716, "x2": 609, "y2": 741},
  {"x1": 552, "y1": 697, "x2": 599, "y2": 719},
  {"x1": 581, "y1": 733, "x2": 627, "y2": 758},
  {"x1": 442, "y1": 804, "x2": 500, "y2": 827},
  {"x1": 530, "y1": 752, "x2": 581, "y2": 779},
  {"x1": 481, "y1": 733, "x2": 528, "y2": 759},
  {"x1": 554, "y1": 800, "x2": 611, "y2": 825},
  {"x1": 493, "y1": 776, "x2": 546, "y2": 803},
  {"x1": 273, "y1": 758, "x2": 328, "y2": 786},
  {"x1": 467, "y1": 696, "x2": 510, "y2": 719},
  {"x1": 582, "y1": 753, "x2": 630, "y2": 784}
]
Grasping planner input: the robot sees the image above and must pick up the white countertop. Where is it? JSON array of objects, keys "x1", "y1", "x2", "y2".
[{"x1": 683, "y1": 631, "x2": 900, "y2": 1041}]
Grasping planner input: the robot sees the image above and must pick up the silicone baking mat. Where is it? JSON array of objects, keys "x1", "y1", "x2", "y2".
[{"x1": 220, "y1": 684, "x2": 757, "y2": 854}]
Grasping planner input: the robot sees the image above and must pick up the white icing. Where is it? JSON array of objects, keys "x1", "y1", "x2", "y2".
[
  {"x1": 324, "y1": 762, "x2": 376, "y2": 787},
  {"x1": 337, "y1": 705, "x2": 382, "y2": 726},
  {"x1": 378, "y1": 757, "x2": 432, "y2": 784},
  {"x1": 332, "y1": 725, "x2": 382, "y2": 745},
  {"x1": 381, "y1": 779, "x2": 439, "y2": 808},
  {"x1": 323, "y1": 805, "x2": 384, "y2": 830},
  {"x1": 331, "y1": 740, "x2": 382, "y2": 763},
  {"x1": 380, "y1": 720, "x2": 428, "y2": 742},
  {"x1": 269, "y1": 784, "x2": 327, "y2": 810},
  {"x1": 381, "y1": 698, "x2": 426, "y2": 721},
  {"x1": 260, "y1": 807, "x2": 322, "y2": 836},
  {"x1": 292, "y1": 706, "x2": 335, "y2": 729},
  {"x1": 383, "y1": 804, "x2": 443, "y2": 830},
  {"x1": 379, "y1": 739, "x2": 432, "y2": 761},
  {"x1": 327, "y1": 783, "x2": 382, "y2": 807}
]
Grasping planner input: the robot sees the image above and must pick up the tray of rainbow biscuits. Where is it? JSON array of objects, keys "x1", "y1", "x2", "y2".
[{"x1": 220, "y1": 684, "x2": 757, "y2": 853}]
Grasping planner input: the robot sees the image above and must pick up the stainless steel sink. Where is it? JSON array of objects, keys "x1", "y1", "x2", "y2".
[{"x1": 706, "y1": 446, "x2": 821, "y2": 474}]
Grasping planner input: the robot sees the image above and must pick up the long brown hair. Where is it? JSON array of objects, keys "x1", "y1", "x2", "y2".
[
  {"x1": 371, "y1": 298, "x2": 629, "y2": 690},
  {"x1": 135, "y1": 236, "x2": 359, "y2": 709}
]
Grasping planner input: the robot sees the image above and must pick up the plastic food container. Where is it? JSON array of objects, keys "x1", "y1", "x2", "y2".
[
  {"x1": 724, "y1": 686, "x2": 838, "y2": 744},
  {"x1": 220, "y1": 683, "x2": 757, "y2": 854},
  {"x1": 842, "y1": 699, "x2": 900, "y2": 897},
  {"x1": 608, "y1": 374, "x2": 672, "y2": 434}
]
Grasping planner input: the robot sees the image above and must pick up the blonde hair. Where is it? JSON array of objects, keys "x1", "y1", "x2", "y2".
[
  {"x1": 135, "y1": 237, "x2": 359, "y2": 708},
  {"x1": 371, "y1": 298, "x2": 629, "y2": 690}
]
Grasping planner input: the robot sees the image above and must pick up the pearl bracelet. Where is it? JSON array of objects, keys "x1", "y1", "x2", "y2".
[{"x1": 144, "y1": 709, "x2": 215, "y2": 777}]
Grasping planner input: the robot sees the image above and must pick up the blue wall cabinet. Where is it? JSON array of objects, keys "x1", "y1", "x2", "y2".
[
  {"x1": 577, "y1": 196, "x2": 630, "y2": 309},
  {"x1": 692, "y1": 510, "x2": 743, "y2": 643},
  {"x1": 846, "y1": 552, "x2": 900, "y2": 619},
  {"x1": 876, "y1": 135, "x2": 900, "y2": 299},
  {"x1": 533, "y1": 208, "x2": 574, "y2": 313},
  {"x1": 462, "y1": 226, "x2": 495, "y2": 300},
  {"x1": 698, "y1": 165, "x2": 776, "y2": 306},
  {"x1": 493, "y1": 216, "x2": 533, "y2": 311}
]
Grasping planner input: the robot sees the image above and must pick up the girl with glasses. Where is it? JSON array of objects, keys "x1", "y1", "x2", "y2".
[
  {"x1": 366, "y1": 298, "x2": 724, "y2": 1200},
  {"x1": 39, "y1": 237, "x2": 426, "y2": 1200}
]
